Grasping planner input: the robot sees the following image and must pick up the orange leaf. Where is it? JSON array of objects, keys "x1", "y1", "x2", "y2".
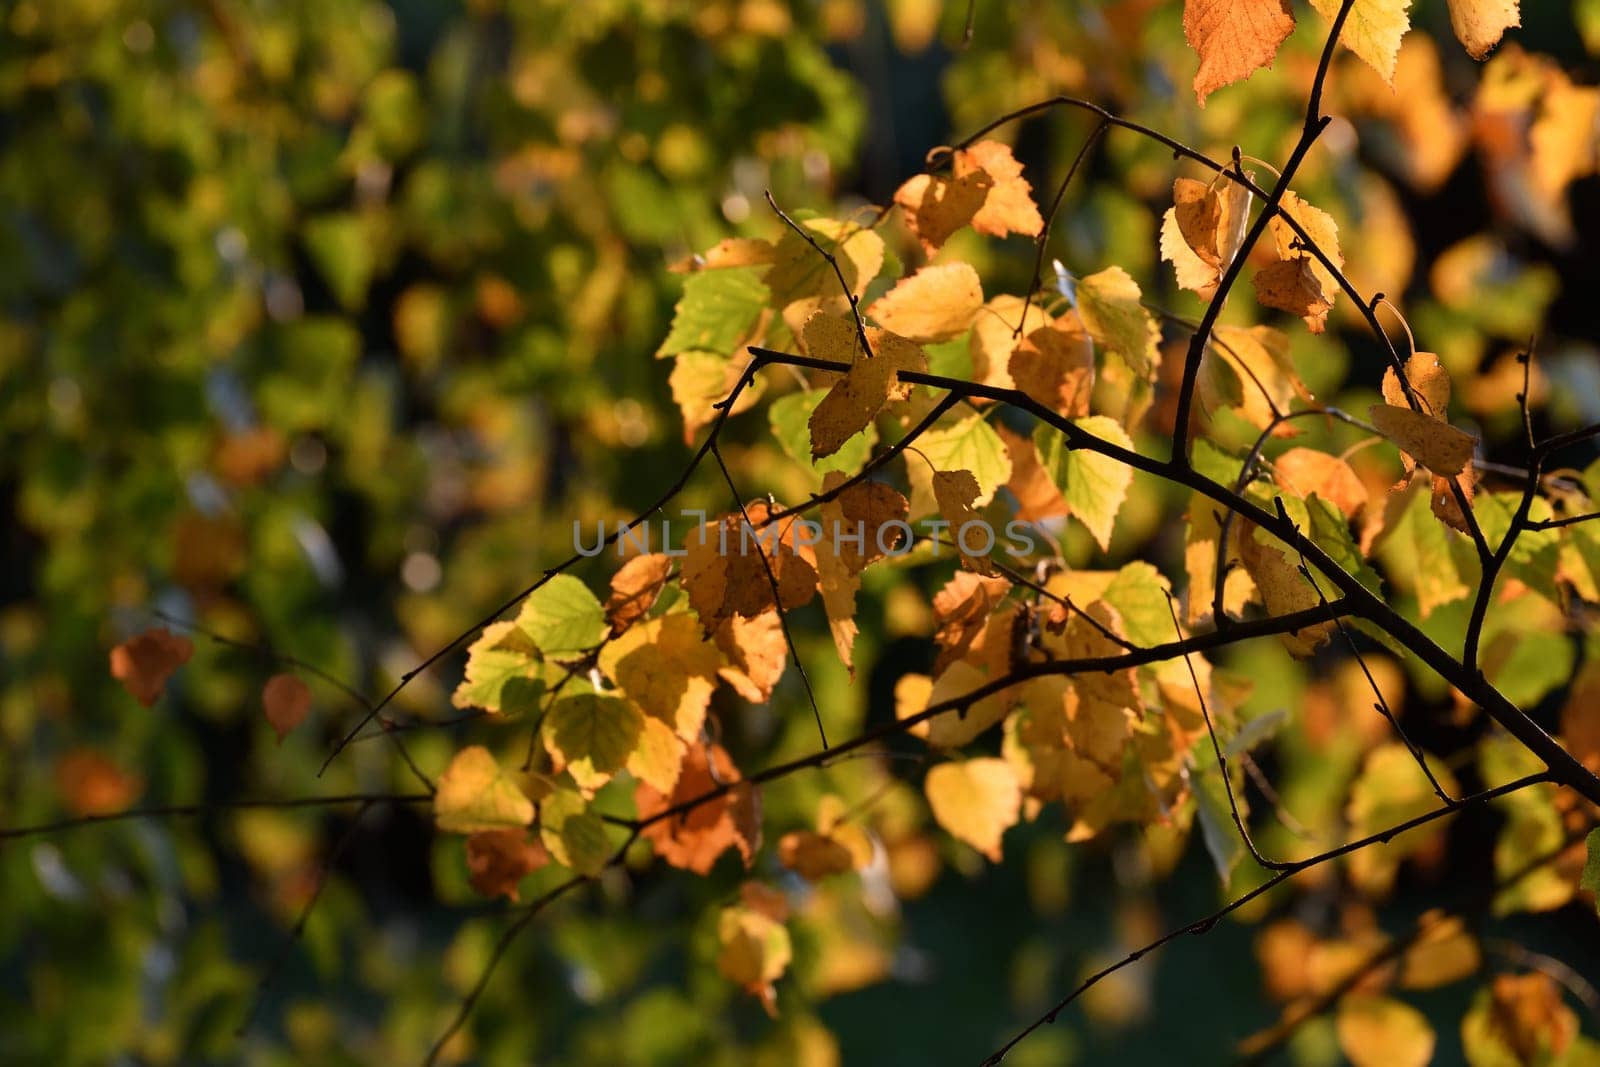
[
  {"x1": 1184, "y1": 0, "x2": 1296, "y2": 106},
  {"x1": 1008, "y1": 317, "x2": 1095, "y2": 417},
  {"x1": 605, "y1": 552, "x2": 673, "y2": 636},
  {"x1": 110, "y1": 627, "x2": 194, "y2": 707},
  {"x1": 465, "y1": 829, "x2": 550, "y2": 902},
  {"x1": 952, "y1": 140, "x2": 1045, "y2": 239},
  {"x1": 1274, "y1": 448, "x2": 1370, "y2": 518},
  {"x1": 636, "y1": 743, "x2": 761, "y2": 875},
  {"x1": 55, "y1": 748, "x2": 143, "y2": 817},
  {"x1": 892, "y1": 169, "x2": 993, "y2": 255},
  {"x1": 262, "y1": 673, "x2": 312, "y2": 743},
  {"x1": 715, "y1": 611, "x2": 788, "y2": 702}
]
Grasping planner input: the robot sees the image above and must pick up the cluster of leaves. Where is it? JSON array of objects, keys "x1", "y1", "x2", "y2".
[{"x1": 10, "y1": 0, "x2": 1600, "y2": 1064}]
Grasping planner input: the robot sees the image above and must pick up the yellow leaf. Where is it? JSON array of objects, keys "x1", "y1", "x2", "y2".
[
  {"x1": 1398, "y1": 912, "x2": 1481, "y2": 990},
  {"x1": 924, "y1": 659, "x2": 1018, "y2": 748},
  {"x1": 1369, "y1": 403, "x2": 1478, "y2": 476},
  {"x1": 804, "y1": 311, "x2": 928, "y2": 460},
  {"x1": 625, "y1": 712, "x2": 685, "y2": 795},
  {"x1": 1033, "y1": 416, "x2": 1137, "y2": 553},
  {"x1": 866, "y1": 262, "x2": 983, "y2": 343},
  {"x1": 1447, "y1": 0, "x2": 1519, "y2": 59},
  {"x1": 1382, "y1": 351, "x2": 1452, "y2": 417},
  {"x1": 924, "y1": 758, "x2": 1021, "y2": 862},
  {"x1": 764, "y1": 218, "x2": 884, "y2": 315},
  {"x1": 814, "y1": 471, "x2": 865, "y2": 671},
  {"x1": 1161, "y1": 206, "x2": 1224, "y2": 297},
  {"x1": 1237, "y1": 521, "x2": 1335, "y2": 655},
  {"x1": 1183, "y1": 0, "x2": 1296, "y2": 106},
  {"x1": 600, "y1": 612, "x2": 724, "y2": 741},
  {"x1": 953, "y1": 140, "x2": 1045, "y2": 238},
  {"x1": 1530, "y1": 80, "x2": 1600, "y2": 201},
  {"x1": 1075, "y1": 266, "x2": 1160, "y2": 377},
  {"x1": 435, "y1": 746, "x2": 535, "y2": 834},
  {"x1": 717, "y1": 902, "x2": 792, "y2": 1015},
  {"x1": 1310, "y1": 0, "x2": 1412, "y2": 84},
  {"x1": 669, "y1": 236, "x2": 777, "y2": 273},
  {"x1": 970, "y1": 294, "x2": 1053, "y2": 392},
  {"x1": 542, "y1": 692, "x2": 645, "y2": 791},
  {"x1": 931, "y1": 469, "x2": 998, "y2": 575},
  {"x1": 1336, "y1": 995, "x2": 1436, "y2": 1067}
]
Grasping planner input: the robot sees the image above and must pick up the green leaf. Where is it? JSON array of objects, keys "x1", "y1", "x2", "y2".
[
  {"x1": 539, "y1": 787, "x2": 612, "y2": 877},
  {"x1": 768, "y1": 389, "x2": 877, "y2": 477},
  {"x1": 1074, "y1": 266, "x2": 1160, "y2": 377},
  {"x1": 1583, "y1": 828, "x2": 1600, "y2": 919},
  {"x1": 1100, "y1": 561, "x2": 1179, "y2": 647},
  {"x1": 1033, "y1": 416, "x2": 1136, "y2": 552},
  {"x1": 452, "y1": 621, "x2": 546, "y2": 715},
  {"x1": 656, "y1": 268, "x2": 768, "y2": 358},
  {"x1": 1475, "y1": 492, "x2": 1562, "y2": 602},
  {"x1": 543, "y1": 692, "x2": 645, "y2": 790},
  {"x1": 515, "y1": 575, "x2": 607, "y2": 657},
  {"x1": 917, "y1": 414, "x2": 1012, "y2": 506},
  {"x1": 304, "y1": 213, "x2": 376, "y2": 311}
]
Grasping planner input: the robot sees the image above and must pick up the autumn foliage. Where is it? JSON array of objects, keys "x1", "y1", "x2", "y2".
[{"x1": 10, "y1": 0, "x2": 1600, "y2": 1064}]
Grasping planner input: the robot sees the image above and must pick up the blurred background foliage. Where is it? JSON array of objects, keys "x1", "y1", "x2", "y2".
[{"x1": 3, "y1": 0, "x2": 1600, "y2": 1064}]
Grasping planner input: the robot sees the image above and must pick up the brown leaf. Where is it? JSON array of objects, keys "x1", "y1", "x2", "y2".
[
  {"x1": 803, "y1": 312, "x2": 928, "y2": 460},
  {"x1": 606, "y1": 552, "x2": 673, "y2": 635},
  {"x1": 110, "y1": 627, "x2": 195, "y2": 707},
  {"x1": 1183, "y1": 0, "x2": 1296, "y2": 105},
  {"x1": 636, "y1": 743, "x2": 761, "y2": 875},
  {"x1": 465, "y1": 829, "x2": 550, "y2": 902},
  {"x1": 262, "y1": 673, "x2": 312, "y2": 743}
]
